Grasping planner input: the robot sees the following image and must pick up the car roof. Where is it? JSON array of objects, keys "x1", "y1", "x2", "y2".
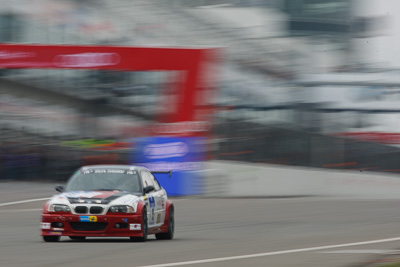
[{"x1": 81, "y1": 165, "x2": 147, "y2": 171}]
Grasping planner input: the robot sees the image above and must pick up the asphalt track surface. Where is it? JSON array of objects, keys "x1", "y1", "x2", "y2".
[{"x1": 2, "y1": 182, "x2": 400, "y2": 267}]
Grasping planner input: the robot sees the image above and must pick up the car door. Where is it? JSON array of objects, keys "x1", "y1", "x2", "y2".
[
  {"x1": 140, "y1": 170, "x2": 161, "y2": 227},
  {"x1": 148, "y1": 172, "x2": 167, "y2": 226}
]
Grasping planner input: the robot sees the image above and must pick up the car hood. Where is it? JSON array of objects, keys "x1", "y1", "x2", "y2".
[{"x1": 49, "y1": 190, "x2": 142, "y2": 205}]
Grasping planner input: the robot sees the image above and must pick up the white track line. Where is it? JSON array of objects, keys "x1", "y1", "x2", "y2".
[
  {"x1": 0, "y1": 208, "x2": 42, "y2": 212},
  {"x1": 319, "y1": 249, "x2": 400, "y2": 254},
  {"x1": 0, "y1": 198, "x2": 49, "y2": 207},
  {"x1": 138, "y1": 237, "x2": 400, "y2": 267}
]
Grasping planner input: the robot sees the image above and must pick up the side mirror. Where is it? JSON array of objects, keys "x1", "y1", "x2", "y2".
[
  {"x1": 144, "y1": 185, "x2": 155, "y2": 194},
  {"x1": 55, "y1": 185, "x2": 65, "y2": 192}
]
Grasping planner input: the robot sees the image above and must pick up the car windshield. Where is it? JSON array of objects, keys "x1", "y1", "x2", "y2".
[{"x1": 64, "y1": 169, "x2": 141, "y2": 193}]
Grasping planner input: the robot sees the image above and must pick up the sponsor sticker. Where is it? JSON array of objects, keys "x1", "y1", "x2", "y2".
[
  {"x1": 148, "y1": 196, "x2": 155, "y2": 208},
  {"x1": 157, "y1": 198, "x2": 165, "y2": 208},
  {"x1": 93, "y1": 169, "x2": 125, "y2": 174},
  {"x1": 80, "y1": 216, "x2": 97, "y2": 222},
  {"x1": 41, "y1": 222, "x2": 51, "y2": 229},
  {"x1": 49, "y1": 232, "x2": 62, "y2": 235},
  {"x1": 53, "y1": 228, "x2": 64, "y2": 231},
  {"x1": 129, "y1": 224, "x2": 141, "y2": 231}
]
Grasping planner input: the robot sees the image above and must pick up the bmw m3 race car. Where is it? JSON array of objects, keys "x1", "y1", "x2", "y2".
[{"x1": 40, "y1": 165, "x2": 174, "y2": 242}]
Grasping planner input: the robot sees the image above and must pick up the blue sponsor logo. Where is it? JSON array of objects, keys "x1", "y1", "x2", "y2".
[
  {"x1": 80, "y1": 216, "x2": 90, "y2": 222},
  {"x1": 148, "y1": 196, "x2": 155, "y2": 208},
  {"x1": 80, "y1": 216, "x2": 97, "y2": 222}
]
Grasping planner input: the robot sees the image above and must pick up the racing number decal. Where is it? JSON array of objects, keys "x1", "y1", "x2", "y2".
[
  {"x1": 89, "y1": 216, "x2": 97, "y2": 222},
  {"x1": 148, "y1": 196, "x2": 156, "y2": 225}
]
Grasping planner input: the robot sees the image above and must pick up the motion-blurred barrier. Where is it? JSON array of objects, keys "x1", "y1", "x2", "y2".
[
  {"x1": 204, "y1": 160, "x2": 400, "y2": 198},
  {"x1": 0, "y1": 140, "x2": 130, "y2": 181},
  {"x1": 212, "y1": 119, "x2": 400, "y2": 174}
]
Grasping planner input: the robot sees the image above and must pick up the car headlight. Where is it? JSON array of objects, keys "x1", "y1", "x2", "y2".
[
  {"x1": 48, "y1": 204, "x2": 71, "y2": 213},
  {"x1": 108, "y1": 205, "x2": 135, "y2": 213}
]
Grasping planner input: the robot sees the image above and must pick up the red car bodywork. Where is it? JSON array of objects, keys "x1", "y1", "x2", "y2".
[{"x1": 41, "y1": 199, "x2": 173, "y2": 238}]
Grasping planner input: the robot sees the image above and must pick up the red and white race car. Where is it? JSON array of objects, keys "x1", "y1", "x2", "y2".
[{"x1": 40, "y1": 165, "x2": 174, "y2": 242}]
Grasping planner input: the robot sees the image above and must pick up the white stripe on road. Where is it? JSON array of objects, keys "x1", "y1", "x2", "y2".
[
  {"x1": 138, "y1": 237, "x2": 400, "y2": 267},
  {"x1": 0, "y1": 208, "x2": 42, "y2": 212},
  {"x1": 319, "y1": 249, "x2": 400, "y2": 254},
  {"x1": 0, "y1": 198, "x2": 49, "y2": 207}
]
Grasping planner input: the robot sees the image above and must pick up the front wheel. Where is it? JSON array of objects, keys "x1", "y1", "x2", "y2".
[
  {"x1": 156, "y1": 207, "x2": 174, "y2": 240},
  {"x1": 130, "y1": 208, "x2": 148, "y2": 242},
  {"x1": 43, "y1": 235, "x2": 60, "y2": 242}
]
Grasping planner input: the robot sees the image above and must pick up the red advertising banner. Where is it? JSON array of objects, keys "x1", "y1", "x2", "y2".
[{"x1": 0, "y1": 43, "x2": 221, "y2": 137}]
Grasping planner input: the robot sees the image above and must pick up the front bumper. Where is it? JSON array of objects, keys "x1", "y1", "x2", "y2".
[{"x1": 41, "y1": 213, "x2": 143, "y2": 237}]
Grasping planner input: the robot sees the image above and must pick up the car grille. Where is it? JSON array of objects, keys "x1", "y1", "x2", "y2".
[
  {"x1": 90, "y1": 206, "x2": 104, "y2": 214},
  {"x1": 70, "y1": 222, "x2": 108, "y2": 231},
  {"x1": 75, "y1": 206, "x2": 88, "y2": 214},
  {"x1": 74, "y1": 206, "x2": 104, "y2": 214}
]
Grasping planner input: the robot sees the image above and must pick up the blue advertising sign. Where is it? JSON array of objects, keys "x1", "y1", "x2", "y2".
[{"x1": 131, "y1": 136, "x2": 204, "y2": 196}]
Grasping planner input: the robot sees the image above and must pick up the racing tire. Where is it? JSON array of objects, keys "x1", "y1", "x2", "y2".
[
  {"x1": 69, "y1": 236, "x2": 86, "y2": 240},
  {"x1": 155, "y1": 207, "x2": 174, "y2": 240},
  {"x1": 130, "y1": 208, "x2": 148, "y2": 242},
  {"x1": 43, "y1": 235, "x2": 60, "y2": 242}
]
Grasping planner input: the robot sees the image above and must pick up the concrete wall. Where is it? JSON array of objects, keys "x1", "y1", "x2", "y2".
[{"x1": 204, "y1": 160, "x2": 400, "y2": 198}]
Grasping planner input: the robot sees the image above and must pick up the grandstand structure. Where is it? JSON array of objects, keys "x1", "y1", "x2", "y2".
[
  {"x1": 0, "y1": 0, "x2": 308, "y2": 139},
  {"x1": 1, "y1": 0, "x2": 400, "y2": 179}
]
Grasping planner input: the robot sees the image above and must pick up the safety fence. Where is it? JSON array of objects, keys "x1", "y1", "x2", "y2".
[{"x1": 212, "y1": 119, "x2": 400, "y2": 174}]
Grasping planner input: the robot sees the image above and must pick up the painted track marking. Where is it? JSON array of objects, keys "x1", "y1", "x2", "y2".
[
  {"x1": 0, "y1": 208, "x2": 42, "y2": 212},
  {"x1": 319, "y1": 249, "x2": 400, "y2": 254},
  {"x1": 138, "y1": 237, "x2": 400, "y2": 267},
  {"x1": 0, "y1": 198, "x2": 49, "y2": 207}
]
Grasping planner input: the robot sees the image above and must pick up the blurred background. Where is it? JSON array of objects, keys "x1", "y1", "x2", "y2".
[{"x1": 1, "y1": 0, "x2": 400, "y2": 191}]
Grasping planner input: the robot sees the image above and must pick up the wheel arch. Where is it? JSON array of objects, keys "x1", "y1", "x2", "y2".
[
  {"x1": 161, "y1": 200, "x2": 174, "y2": 232},
  {"x1": 136, "y1": 200, "x2": 146, "y2": 214},
  {"x1": 166, "y1": 200, "x2": 174, "y2": 216}
]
